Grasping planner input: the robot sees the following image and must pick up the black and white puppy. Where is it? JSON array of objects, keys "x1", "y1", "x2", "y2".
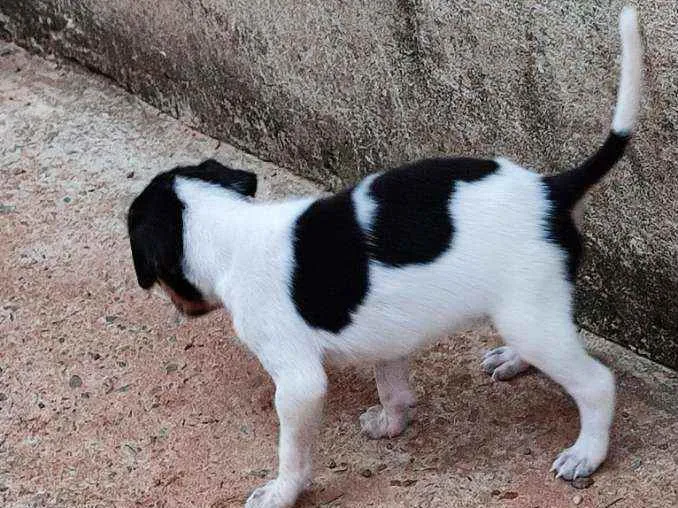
[{"x1": 128, "y1": 8, "x2": 641, "y2": 508}]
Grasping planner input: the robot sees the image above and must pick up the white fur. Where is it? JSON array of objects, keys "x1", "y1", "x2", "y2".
[{"x1": 612, "y1": 6, "x2": 642, "y2": 134}]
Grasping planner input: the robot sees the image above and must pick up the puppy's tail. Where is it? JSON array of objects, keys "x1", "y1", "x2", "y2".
[{"x1": 546, "y1": 6, "x2": 642, "y2": 208}]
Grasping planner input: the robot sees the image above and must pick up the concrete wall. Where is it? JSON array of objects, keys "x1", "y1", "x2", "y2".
[{"x1": 2, "y1": 1, "x2": 676, "y2": 369}]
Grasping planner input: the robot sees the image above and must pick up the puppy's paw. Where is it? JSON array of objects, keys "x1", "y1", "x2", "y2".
[
  {"x1": 551, "y1": 443, "x2": 604, "y2": 480},
  {"x1": 359, "y1": 404, "x2": 411, "y2": 439},
  {"x1": 245, "y1": 479, "x2": 297, "y2": 508},
  {"x1": 481, "y1": 346, "x2": 530, "y2": 381}
]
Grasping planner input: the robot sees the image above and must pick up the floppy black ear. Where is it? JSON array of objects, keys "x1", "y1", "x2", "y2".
[
  {"x1": 130, "y1": 235, "x2": 156, "y2": 289},
  {"x1": 128, "y1": 203, "x2": 157, "y2": 289},
  {"x1": 232, "y1": 169, "x2": 257, "y2": 197},
  {"x1": 196, "y1": 159, "x2": 257, "y2": 197}
]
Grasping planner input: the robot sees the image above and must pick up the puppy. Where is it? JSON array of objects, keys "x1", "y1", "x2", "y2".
[{"x1": 127, "y1": 8, "x2": 641, "y2": 507}]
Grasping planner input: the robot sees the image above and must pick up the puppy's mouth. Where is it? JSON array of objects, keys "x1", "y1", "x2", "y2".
[
  {"x1": 179, "y1": 302, "x2": 218, "y2": 318},
  {"x1": 160, "y1": 283, "x2": 220, "y2": 318}
]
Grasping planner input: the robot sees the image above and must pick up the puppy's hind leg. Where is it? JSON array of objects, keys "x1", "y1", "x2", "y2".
[
  {"x1": 492, "y1": 299, "x2": 615, "y2": 480},
  {"x1": 360, "y1": 357, "x2": 416, "y2": 439}
]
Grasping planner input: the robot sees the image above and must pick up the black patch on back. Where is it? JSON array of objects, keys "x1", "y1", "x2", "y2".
[
  {"x1": 127, "y1": 159, "x2": 257, "y2": 302},
  {"x1": 291, "y1": 190, "x2": 369, "y2": 333},
  {"x1": 368, "y1": 158, "x2": 498, "y2": 266}
]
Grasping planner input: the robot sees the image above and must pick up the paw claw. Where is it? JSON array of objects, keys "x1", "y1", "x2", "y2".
[
  {"x1": 551, "y1": 444, "x2": 602, "y2": 481},
  {"x1": 245, "y1": 479, "x2": 300, "y2": 508},
  {"x1": 481, "y1": 346, "x2": 529, "y2": 381}
]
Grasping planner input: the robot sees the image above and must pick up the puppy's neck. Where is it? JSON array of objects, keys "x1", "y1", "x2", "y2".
[
  {"x1": 175, "y1": 177, "x2": 312, "y2": 310},
  {"x1": 174, "y1": 177, "x2": 254, "y2": 306}
]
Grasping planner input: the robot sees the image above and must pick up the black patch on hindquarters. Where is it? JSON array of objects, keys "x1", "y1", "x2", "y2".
[
  {"x1": 291, "y1": 190, "x2": 369, "y2": 333},
  {"x1": 368, "y1": 158, "x2": 499, "y2": 266},
  {"x1": 542, "y1": 132, "x2": 630, "y2": 281},
  {"x1": 127, "y1": 159, "x2": 256, "y2": 304},
  {"x1": 541, "y1": 192, "x2": 583, "y2": 283},
  {"x1": 544, "y1": 133, "x2": 629, "y2": 209}
]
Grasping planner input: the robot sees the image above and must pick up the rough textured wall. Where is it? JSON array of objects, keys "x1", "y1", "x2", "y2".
[{"x1": 1, "y1": 1, "x2": 676, "y2": 369}]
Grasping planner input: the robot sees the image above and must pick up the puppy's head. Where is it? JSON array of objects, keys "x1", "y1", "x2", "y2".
[{"x1": 127, "y1": 159, "x2": 257, "y2": 316}]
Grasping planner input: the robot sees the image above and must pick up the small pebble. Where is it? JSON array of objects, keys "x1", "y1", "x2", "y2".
[
  {"x1": 523, "y1": 448, "x2": 532, "y2": 455},
  {"x1": 327, "y1": 459, "x2": 336, "y2": 469},
  {"x1": 0, "y1": 393, "x2": 7, "y2": 402},
  {"x1": 332, "y1": 462, "x2": 348, "y2": 472},
  {"x1": 165, "y1": 363, "x2": 178, "y2": 373},
  {"x1": 572, "y1": 477, "x2": 594, "y2": 489},
  {"x1": 126, "y1": 171, "x2": 135, "y2": 178},
  {"x1": 317, "y1": 486, "x2": 344, "y2": 505},
  {"x1": 63, "y1": 196, "x2": 71, "y2": 203},
  {"x1": 631, "y1": 458, "x2": 642, "y2": 470},
  {"x1": 359, "y1": 468, "x2": 372, "y2": 478},
  {"x1": 69, "y1": 375, "x2": 82, "y2": 388},
  {"x1": 390, "y1": 479, "x2": 417, "y2": 487},
  {"x1": 248, "y1": 468, "x2": 269, "y2": 478},
  {"x1": 573, "y1": 494, "x2": 583, "y2": 505}
]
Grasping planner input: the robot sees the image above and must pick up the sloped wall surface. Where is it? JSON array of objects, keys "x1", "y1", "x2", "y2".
[{"x1": 2, "y1": 1, "x2": 676, "y2": 368}]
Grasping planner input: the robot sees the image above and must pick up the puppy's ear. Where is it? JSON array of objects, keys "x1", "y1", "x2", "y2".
[
  {"x1": 232, "y1": 170, "x2": 257, "y2": 197},
  {"x1": 197, "y1": 159, "x2": 257, "y2": 197},
  {"x1": 130, "y1": 236, "x2": 156, "y2": 289},
  {"x1": 128, "y1": 207, "x2": 157, "y2": 289}
]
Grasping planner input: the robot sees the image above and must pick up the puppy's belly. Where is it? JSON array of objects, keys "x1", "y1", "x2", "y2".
[
  {"x1": 323, "y1": 314, "x2": 484, "y2": 366},
  {"x1": 319, "y1": 261, "x2": 494, "y2": 362}
]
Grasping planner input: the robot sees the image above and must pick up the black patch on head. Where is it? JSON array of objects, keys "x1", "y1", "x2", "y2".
[
  {"x1": 368, "y1": 158, "x2": 498, "y2": 266},
  {"x1": 127, "y1": 172, "x2": 203, "y2": 301},
  {"x1": 127, "y1": 159, "x2": 257, "y2": 302},
  {"x1": 291, "y1": 190, "x2": 369, "y2": 333},
  {"x1": 173, "y1": 159, "x2": 258, "y2": 197}
]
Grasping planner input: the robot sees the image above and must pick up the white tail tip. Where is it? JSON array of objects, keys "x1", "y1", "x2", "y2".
[
  {"x1": 611, "y1": 6, "x2": 642, "y2": 135},
  {"x1": 619, "y1": 6, "x2": 638, "y2": 35}
]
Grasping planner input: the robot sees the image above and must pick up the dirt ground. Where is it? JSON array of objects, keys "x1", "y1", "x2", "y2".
[{"x1": 1, "y1": 43, "x2": 677, "y2": 508}]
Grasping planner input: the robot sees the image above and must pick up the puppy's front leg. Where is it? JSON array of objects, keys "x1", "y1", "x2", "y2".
[
  {"x1": 360, "y1": 357, "x2": 416, "y2": 439},
  {"x1": 246, "y1": 359, "x2": 327, "y2": 508}
]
